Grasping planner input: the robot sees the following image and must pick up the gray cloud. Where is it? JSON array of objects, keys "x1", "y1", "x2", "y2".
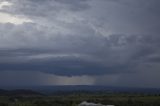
[
  {"x1": 0, "y1": 0, "x2": 160, "y2": 86},
  {"x1": 0, "y1": 33, "x2": 160, "y2": 76},
  {"x1": 1, "y1": 0, "x2": 90, "y2": 18}
]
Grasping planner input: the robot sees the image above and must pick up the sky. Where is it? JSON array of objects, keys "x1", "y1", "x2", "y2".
[{"x1": 0, "y1": 0, "x2": 160, "y2": 88}]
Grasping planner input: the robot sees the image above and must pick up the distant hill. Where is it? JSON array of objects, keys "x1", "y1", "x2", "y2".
[
  {"x1": 0, "y1": 89, "x2": 43, "y2": 96},
  {"x1": 0, "y1": 89, "x2": 8, "y2": 95},
  {"x1": 1, "y1": 85, "x2": 160, "y2": 95},
  {"x1": 30, "y1": 85, "x2": 160, "y2": 94}
]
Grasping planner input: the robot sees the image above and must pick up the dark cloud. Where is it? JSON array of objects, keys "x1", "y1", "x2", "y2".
[
  {"x1": 0, "y1": 54, "x2": 131, "y2": 76},
  {"x1": 0, "y1": 71, "x2": 45, "y2": 86},
  {"x1": 0, "y1": 0, "x2": 160, "y2": 86},
  {"x1": 0, "y1": 33, "x2": 160, "y2": 76},
  {"x1": 54, "y1": 0, "x2": 90, "y2": 11}
]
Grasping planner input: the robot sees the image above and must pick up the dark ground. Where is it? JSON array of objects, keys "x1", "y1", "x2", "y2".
[{"x1": 0, "y1": 92, "x2": 160, "y2": 106}]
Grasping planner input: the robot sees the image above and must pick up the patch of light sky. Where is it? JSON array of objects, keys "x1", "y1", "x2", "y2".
[{"x1": 0, "y1": 1, "x2": 32, "y2": 25}]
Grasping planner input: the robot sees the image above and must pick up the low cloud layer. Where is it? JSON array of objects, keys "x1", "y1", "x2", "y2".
[{"x1": 0, "y1": 0, "x2": 160, "y2": 87}]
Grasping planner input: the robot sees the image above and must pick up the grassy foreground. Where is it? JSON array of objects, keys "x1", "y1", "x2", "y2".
[{"x1": 0, "y1": 93, "x2": 160, "y2": 106}]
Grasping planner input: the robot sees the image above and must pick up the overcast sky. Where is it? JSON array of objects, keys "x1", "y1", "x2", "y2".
[{"x1": 0, "y1": 0, "x2": 160, "y2": 88}]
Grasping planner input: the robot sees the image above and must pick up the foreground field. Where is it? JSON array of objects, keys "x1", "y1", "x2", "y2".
[{"x1": 0, "y1": 93, "x2": 160, "y2": 106}]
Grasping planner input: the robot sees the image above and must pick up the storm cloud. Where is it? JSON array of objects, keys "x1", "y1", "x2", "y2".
[{"x1": 0, "y1": 0, "x2": 160, "y2": 87}]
